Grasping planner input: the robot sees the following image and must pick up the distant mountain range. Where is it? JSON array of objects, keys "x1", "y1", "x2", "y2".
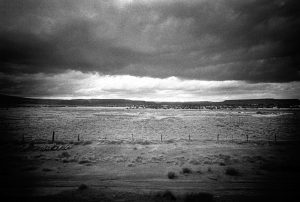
[{"x1": 0, "y1": 94, "x2": 299, "y2": 108}]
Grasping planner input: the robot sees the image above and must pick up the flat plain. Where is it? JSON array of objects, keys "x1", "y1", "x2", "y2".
[{"x1": 0, "y1": 107, "x2": 299, "y2": 201}]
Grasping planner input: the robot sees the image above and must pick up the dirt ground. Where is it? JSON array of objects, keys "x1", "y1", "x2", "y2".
[{"x1": 1, "y1": 139, "x2": 300, "y2": 201}]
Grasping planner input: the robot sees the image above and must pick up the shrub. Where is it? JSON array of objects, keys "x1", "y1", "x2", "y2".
[
  {"x1": 83, "y1": 140, "x2": 93, "y2": 145},
  {"x1": 58, "y1": 151, "x2": 70, "y2": 158},
  {"x1": 78, "y1": 159, "x2": 92, "y2": 164},
  {"x1": 167, "y1": 171, "x2": 177, "y2": 179},
  {"x1": 42, "y1": 168, "x2": 53, "y2": 172},
  {"x1": 183, "y1": 192, "x2": 213, "y2": 202},
  {"x1": 182, "y1": 167, "x2": 192, "y2": 174},
  {"x1": 155, "y1": 190, "x2": 176, "y2": 201},
  {"x1": 225, "y1": 167, "x2": 240, "y2": 176},
  {"x1": 189, "y1": 159, "x2": 201, "y2": 165},
  {"x1": 78, "y1": 184, "x2": 88, "y2": 190},
  {"x1": 22, "y1": 166, "x2": 38, "y2": 171},
  {"x1": 207, "y1": 167, "x2": 212, "y2": 173}
]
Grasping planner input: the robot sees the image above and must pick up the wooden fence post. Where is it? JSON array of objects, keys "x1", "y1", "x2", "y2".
[
  {"x1": 78, "y1": 134, "x2": 80, "y2": 142},
  {"x1": 52, "y1": 131, "x2": 55, "y2": 143}
]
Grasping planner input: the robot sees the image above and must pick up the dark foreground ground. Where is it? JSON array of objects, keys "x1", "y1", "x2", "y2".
[
  {"x1": 7, "y1": 187, "x2": 300, "y2": 202},
  {"x1": 1, "y1": 139, "x2": 300, "y2": 202}
]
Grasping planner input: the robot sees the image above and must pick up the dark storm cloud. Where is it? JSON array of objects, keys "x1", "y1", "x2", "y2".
[
  {"x1": 0, "y1": 0, "x2": 299, "y2": 82},
  {"x1": 0, "y1": 16, "x2": 146, "y2": 74}
]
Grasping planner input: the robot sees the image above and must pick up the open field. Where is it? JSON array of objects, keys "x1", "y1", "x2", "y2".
[
  {"x1": 0, "y1": 107, "x2": 300, "y2": 201},
  {"x1": 1, "y1": 107, "x2": 299, "y2": 143}
]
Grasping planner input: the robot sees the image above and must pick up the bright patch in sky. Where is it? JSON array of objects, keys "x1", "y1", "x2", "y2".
[{"x1": 2, "y1": 71, "x2": 298, "y2": 102}]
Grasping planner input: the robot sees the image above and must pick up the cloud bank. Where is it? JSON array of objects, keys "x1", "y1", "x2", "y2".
[{"x1": 0, "y1": 71, "x2": 299, "y2": 101}]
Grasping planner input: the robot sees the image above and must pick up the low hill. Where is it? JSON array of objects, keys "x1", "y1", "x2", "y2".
[
  {"x1": 0, "y1": 94, "x2": 299, "y2": 108},
  {"x1": 0, "y1": 94, "x2": 148, "y2": 107}
]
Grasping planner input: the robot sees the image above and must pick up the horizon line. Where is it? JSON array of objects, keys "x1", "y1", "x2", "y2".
[{"x1": 2, "y1": 94, "x2": 299, "y2": 103}]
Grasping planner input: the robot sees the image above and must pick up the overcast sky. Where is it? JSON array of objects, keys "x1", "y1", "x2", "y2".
[{"x1": 0, "y1": 0, "x2": 299, "y2": 101}]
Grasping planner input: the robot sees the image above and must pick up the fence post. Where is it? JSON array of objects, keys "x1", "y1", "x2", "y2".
[
  {"x1": 189, "y1": 134, "x2": 191, "y2": 141},
  {"x1": 161, "y1": 134, "x2": 163, "y2": 142},
  {"x1": 274, "y1": 134, "x2": 277, "y2": 143},
  {"x1": 52, "y1": 131, "x2": 55, "y2": 143},
  {"x1": 217, "y1": 134, "x2": 219, "y2": 142},
  {"x1": 246, "y1": 134, "x2": 249, "y2": 142},
  {"x1": 77, "y1": 134, "x2": 80, "y2": 142}
]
